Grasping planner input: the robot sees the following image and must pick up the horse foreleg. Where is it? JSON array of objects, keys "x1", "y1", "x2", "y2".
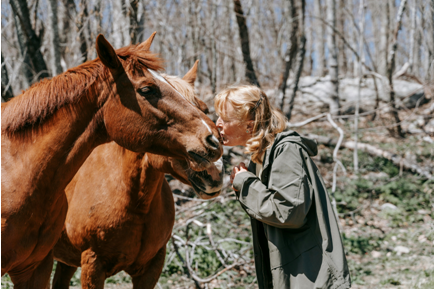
[
  {"x1": 130, "y1": 247, "x2": 166, "y2": 289},
  {"x1": 9, "y1": 250, "x2": 54, "y2": 289},
  {"x1": 52, "y1": 261, "x2": 77, "y2": 289},
  {"x1": 80, "y1": 249, "x2": 105, "y2": 289}
]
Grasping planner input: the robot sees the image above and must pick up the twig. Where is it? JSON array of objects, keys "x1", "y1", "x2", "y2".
[
  {"x1": 286, "y1": 113, "x2": 327, "y2": 128},
  {"x1": 171, "y1": 235, "x2": 202, "y2": 289},
  {"x1": 206, "y1": 223, "x2": 229, "y2": 267},
  {"x1": 326, "y1": 114, "x2": 346, "y2": 232}
]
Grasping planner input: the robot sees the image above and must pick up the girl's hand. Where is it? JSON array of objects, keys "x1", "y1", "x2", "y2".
[{"x1": 230, "y1": 162, "x2": 248, "y2": 185}]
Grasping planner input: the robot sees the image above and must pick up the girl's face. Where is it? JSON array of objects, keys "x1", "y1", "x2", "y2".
[{"x1": 216, "y1": 103, "x2": 253, "y2": 147}]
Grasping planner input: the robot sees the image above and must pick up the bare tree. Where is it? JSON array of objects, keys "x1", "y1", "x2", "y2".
[
  {"x1": 353, "y1": 0, "x2": 366, "y2": 173},
  {"x1": 9, "y1": 0, "x2": 49, "y2": 83},
  {"x1": 129, "y1": 0, "x2": 139, "y2": 44},
  {"x1": 276, "y1": 0, "x2": 298, "y2": 111},
  {"x1": 379, "y1": 0, "x2": 390, "y2": 76},
  {"x1": 49, "y1": 0, "x2": 63, "y2": 76},
  {"x1": 314, "y1": 0, "x2": 326, "y2": 76},
  {"x1": 287, "y1": 0, "x2": 306, "y2": 121},
  {"x1": 326, "y1": 0, "x2": 340, "y2": 114},
  {"x1": 337, "y1": 0, "x2": 347, "y2": 76},
  {"x1": 60, "y1": 0, "x2": 77, "y2": 69},
  {"x1": 77, "y1": 0, "x2": 89, "y2": 62},
  {"x1": 387, "y1": 0, "x2": 407, "y2": 138},
  {"x1": 211, "y1": 0, "x2": 217, "y2": 93},
  {"x1": 2, "y1": 0, "x2": 432, "y2": 127},
  {"x1": 1, "y1": 53, "x2": 14, "y2": 102},
  {"x1": 408, "y1": 0, "x2": 417, "y2": 73},
  {"x1": 233, "y1": 0, "x2": 260, "y2": 87}
]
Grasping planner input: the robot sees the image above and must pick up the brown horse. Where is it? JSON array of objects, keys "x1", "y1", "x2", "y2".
[
  {"x1": 51, "y1": 66, "x2": 223, "y2": 288},
  {"x1": 1, "y1": 33, "x2": 222, "y2": 288}
]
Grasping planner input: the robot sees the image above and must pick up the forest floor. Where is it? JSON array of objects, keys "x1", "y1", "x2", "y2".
[{"x1": 2, "y1": 105, "x2": 433, "y2": 289}]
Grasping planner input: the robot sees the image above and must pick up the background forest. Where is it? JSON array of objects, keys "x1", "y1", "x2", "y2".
[{"x1": 1, "y1": 0, "x2": 434, "y2": 288}]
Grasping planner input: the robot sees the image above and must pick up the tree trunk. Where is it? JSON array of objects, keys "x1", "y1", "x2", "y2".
[
  {"x1": 227, "y1": 1, "x2": 236, "y2": 83},
  {"x1": 314, "y1": 0, "x2": 326, "y2": 76},
  {"x1": 387, "y1": 0, "x2": 407, "y2": 138},
  {"x1": 337, "y1": 0, "x2": 347, "y2": 76},
  {"x1": 136, "y1": 1, "x2": 146, "y2": 42},
  {"x1": 60, "y1": 0, "x2": 76, "y2": 69},
  {"x1": 287, "y1": 0, "x2": 306, "y2": 121},
  {"x1": 408, "y1": 0, "x2": 416, "y2": 72},
  {"x1": 211, "y1": 0, "x2": 217, "y2": 93},
  {"x1": 353, "y1": 0, "x2": 365, "y2": 174},
  {"x1": 9, "y1": 0, "x2": 49, "y2": 83},
  {"x1": 379, "y1": 1, "x2": 390, "y2": 76},
  {"x1": 12, "y1": 9, "x2": 33, "y2": 86},
  {"x1": 129, "y1": 0, "x2": 139, "y2": 44},
  {"x1": 94, "y1": 0, "x2": 102, "y2": 36},
  {"x1": 233, "y1": 0, "x2": 260, "y2": 87},
  {"x1": 423, "y1": 0, "x2": 434, "y2": 84},
  {"x1": 326, "y1": 0, "x2": 340, "y2": 114},
  {"x1": 77, "y1": 0, "x2": 89, "y2": 62},
  {"x1": 49, "y1": 0, "x2": 63, "y2": 76},
  {"x1": 1, "y1": 54, "x2": 14, "y2": 102},
  {"x1": 276, "y1": 0, "x2": 298, "y2": 111}
]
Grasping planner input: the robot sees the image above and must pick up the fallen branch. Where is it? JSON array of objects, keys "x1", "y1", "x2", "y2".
[
  {"x1": 306, "y1": 133, "x2": 433, "y2": 179},
  {"x1": 286, "y1": 113, "x2": 327, "y2": 128}
]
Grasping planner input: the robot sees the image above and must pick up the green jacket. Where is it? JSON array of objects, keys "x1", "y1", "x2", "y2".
[{"x1": 233, "y1": 130, "x2": 351, "y2": 289}]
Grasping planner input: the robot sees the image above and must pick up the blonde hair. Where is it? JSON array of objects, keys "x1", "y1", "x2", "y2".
[{"x1": 214, "y1": 85, "x2": 287, "y2": 164}]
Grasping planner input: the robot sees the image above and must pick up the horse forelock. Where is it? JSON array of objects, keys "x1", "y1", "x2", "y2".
[
  {"x1": 161, "y1": 74, "x2": 199, "y2": 108},
  {"x1": 1, "y1": 45, "x2": 165, "y2": 136},
  {"x1": 117, "y1": 45, "x2": 165, "y2": 76}
]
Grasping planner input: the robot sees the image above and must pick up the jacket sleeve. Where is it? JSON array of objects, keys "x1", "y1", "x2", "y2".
[{"x1": 232, "y1": 142, "x2": 313, "y2": 229}]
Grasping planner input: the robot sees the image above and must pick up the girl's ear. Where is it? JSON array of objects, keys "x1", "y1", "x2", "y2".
[{"x1": 247, "y1": 120, "x2": 254, "y2": 131}]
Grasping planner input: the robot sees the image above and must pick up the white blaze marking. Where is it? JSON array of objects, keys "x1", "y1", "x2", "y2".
[
  {"x1": 213, "y1": 158, "x2": 224, "y2": 173},
  {"x1": 149, "y1": 69, "x2": 216, "y2": 137},
  {"x1": 201, "y1": 119, "x2": 212, "y2": 134},
  {"x1": 148, "y1": 69, "x2": 168, "y2": 85}
]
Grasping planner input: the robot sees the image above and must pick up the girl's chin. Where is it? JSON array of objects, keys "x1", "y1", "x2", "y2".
[{"x1": 222, "y1": 139, "x2": 234, "y2": 146}]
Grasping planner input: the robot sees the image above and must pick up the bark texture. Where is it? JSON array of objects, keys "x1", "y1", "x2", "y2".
[
  {"x1": 233, "y1": 0, "x2": 260, "y2": 87},
  {"x1": 9, "y1": 0, "x2": 49, "y2": 83}
]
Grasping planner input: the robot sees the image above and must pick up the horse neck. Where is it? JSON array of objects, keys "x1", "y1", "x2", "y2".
[
  {"x1": 136, "y1": 154, "x2": 174, "y2": 213},
  {"x1": 9, "y1": 81, "x2": 111, "y2": 195}
]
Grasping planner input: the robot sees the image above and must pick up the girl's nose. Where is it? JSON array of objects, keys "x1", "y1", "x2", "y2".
[{"x1": 216, "y1": 117, "x2": 223, "y2": 128}]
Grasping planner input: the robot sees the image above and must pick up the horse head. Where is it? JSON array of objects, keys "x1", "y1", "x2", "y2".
[
  {"x1": 146, "y1": 61, "x2": 224, "y2": 199},
  {"x1": 96, "y1": 33, "x2": 222, "y2": 171}
]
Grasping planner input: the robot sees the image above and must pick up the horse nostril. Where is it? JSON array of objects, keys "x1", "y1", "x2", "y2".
[{"x1": 206, "y1": 134, "x2": 220, "y2": 150}]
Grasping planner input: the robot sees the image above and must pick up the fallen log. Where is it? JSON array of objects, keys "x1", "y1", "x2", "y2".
[{"x1": 305, "y1": 133, "x2": 433, "y2": 179}]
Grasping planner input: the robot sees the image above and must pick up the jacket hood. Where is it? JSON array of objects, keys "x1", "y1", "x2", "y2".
[{"x1": 274, "y1": 130, "x2": 318, "y2": 156}]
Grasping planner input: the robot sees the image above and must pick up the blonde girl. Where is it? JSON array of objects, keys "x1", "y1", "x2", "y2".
[{"x1": 215, "y1": 85, "x2": 351, "y2": 289}]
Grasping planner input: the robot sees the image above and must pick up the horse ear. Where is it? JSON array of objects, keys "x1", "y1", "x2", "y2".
[
  {"x1": 182, "y1": 60, "x2": 199, "y2": 86},
  {"x1": 96, "y1": 34, "x2": 121, "y2": 70},
  {"x1": 137, "y1": 31, "x2": 157, "y2": 51},
  {"x1": 196, "y1": 98, "x2": 210, "y2": 114}
]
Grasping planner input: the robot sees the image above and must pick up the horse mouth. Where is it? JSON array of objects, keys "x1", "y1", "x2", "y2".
[
  {"x1": 187, "y1": 151, "x2": 211, "y2": 170},
  {"x1": 191, "y1": 182, "x2": 221, "y2": 199},
  {"x1": 189, "y1": 178, "x2": 221, "y2": 199}
]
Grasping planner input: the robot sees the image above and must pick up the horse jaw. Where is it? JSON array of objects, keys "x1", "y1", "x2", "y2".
[{"x1": 188, "y1": 158, "x2": 224, "y2": 199}]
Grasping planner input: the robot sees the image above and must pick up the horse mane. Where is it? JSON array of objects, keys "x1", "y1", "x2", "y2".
[
  {"x1": 161, "y1": 74, "x2": 198, "y2": 106},
  {"x1": 1, "y1": 44, "x2": 164, "y2": 135}
]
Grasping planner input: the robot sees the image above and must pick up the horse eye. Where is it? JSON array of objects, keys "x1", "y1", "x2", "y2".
[{"x1": 138, "y1": 86, "x2": 152, "y2": 96}]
